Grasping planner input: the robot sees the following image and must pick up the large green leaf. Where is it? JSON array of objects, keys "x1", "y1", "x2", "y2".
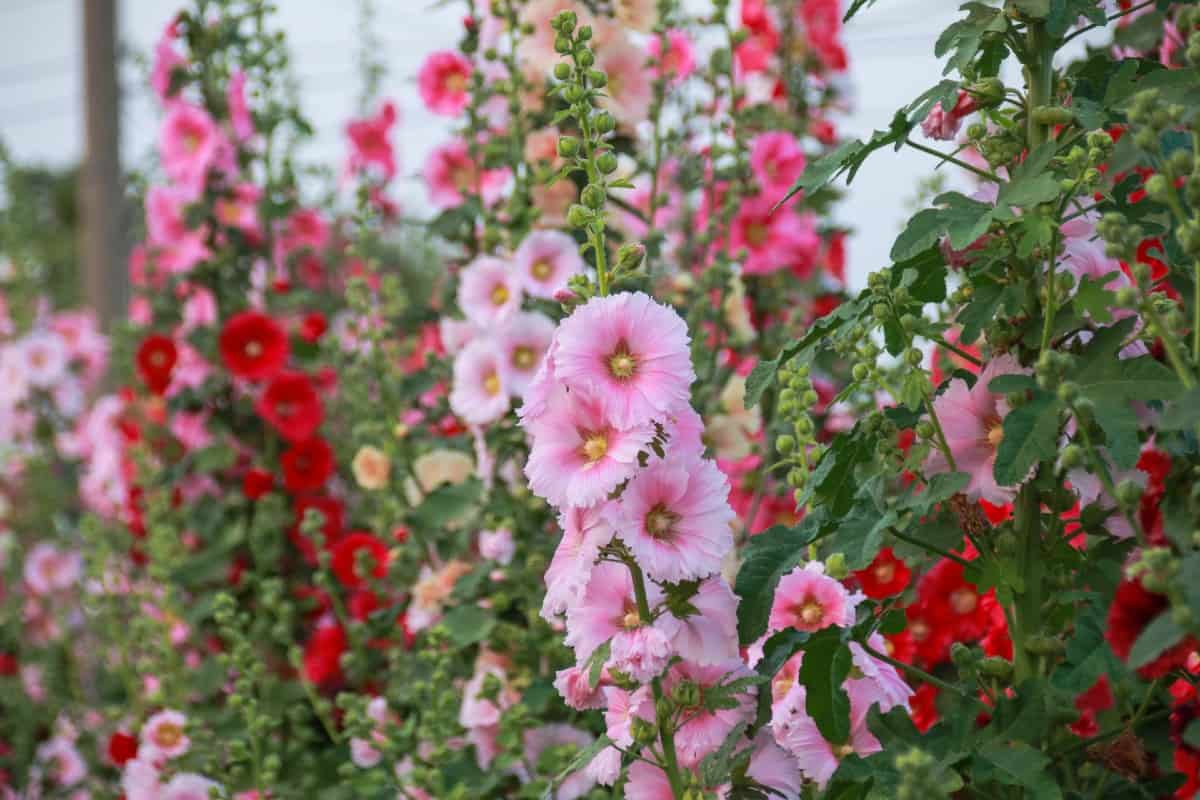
[
  {"x1": 1128, "y1": 612, "x2": 1186, "y2": 670},
  {"x1": 1051, "y1": 605, "x2": 1124, "y2": 693},
  {"x1": 994, "y1": 393, "x2": 1062, "y2": 486},
  {"x1": 974, "y1": 741, "x2": 1062, "y2": 800},
  {"x1": 798, "y1": 628, "x2": 853, "y2": 744},
  {"x1": 440, "y1": 604, "x2": 495, "y2": 647}
]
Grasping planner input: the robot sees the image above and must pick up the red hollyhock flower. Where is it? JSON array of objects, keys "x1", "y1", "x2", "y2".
[
  {"x1": 0, "y1": 653, "x2": 16, "y2": 676},
  {"x1": 257, "y1": 370, "x2": 323, "y2": 442},
  {"x1": 979, "y1": 594, "x2": 1012, "y2": 660},
  {"x1": 918, "y1": 558, "x2": 992, "y2": 642},
  {"x1": 288, "y1": 495, "x2": 344, "y2": 564},
  {"x1": 910, "y1": 683, "x2": 940, "y2": 733},
  {"x1": 1107, "y1": 578, "x2": 1199, "y2": 678},
  {"x1": 348, "y1": 589, "x2": 381, "y2": 622},
  {"x1": 219, "y1": 310, "x2": 289, "y2": 380},
  {"x1": 280, "y1": 437, "x2": 334, "y2": 494},
  {"x1": 298, "y1": 312, "x2": 327, "y2": 343},
  {"x1": 331, "y1": 532, "x2": 390, "y2": 589},
  {"x1": 906, "y1": 600, "x2": 953, "y2": 667},
  {"x1": 135, "y1": 334, "x2": 177, "y2": 395},
  {"x1": 242, "y1": 468, "x2": 274, "y2": 500},
  {"x1": 107, "y1": 731, "x2": 138, "y2": 766},
  {"x1": 303, "y1": 623, "x2": 346, "y2": 685},
  {"x1": 1070, "y1": 676, "x2": 1115, "y2": 738},
  {"x1": 854, "y1": 547, "x2": 911, "y2": 599}
]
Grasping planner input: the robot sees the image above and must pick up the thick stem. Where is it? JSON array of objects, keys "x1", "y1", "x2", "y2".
[{"x1": 1010, "y1": 482, "x2": 1044, "y2": 684}]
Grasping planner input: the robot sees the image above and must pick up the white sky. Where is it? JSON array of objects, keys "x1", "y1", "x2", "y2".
[{"x1": 0, "y1": 0, "x2": 990, "y2": 289}]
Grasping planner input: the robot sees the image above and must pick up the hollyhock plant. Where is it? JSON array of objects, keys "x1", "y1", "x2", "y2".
[
  {"x1": 256, "y1": 370, "x2": 323, "y2": 442},
  {"x1": 768, "y1": 561, "x2": 859, "y2": 634},
  {"x1": 457, "y1": 255, "x2": 523, "y2": 326},
  {"x1": 418, "y1": 51, "x2": 473, "y2": 116},
  {"x1": 513, "y1": 229, "x2": 585, "y2": 299},
  {"x1": 449, "y1": 339, "x2": 511, "y2": 425},
  {"x1": 424, "y1": 138, "x2": 509, "y2": 208}
]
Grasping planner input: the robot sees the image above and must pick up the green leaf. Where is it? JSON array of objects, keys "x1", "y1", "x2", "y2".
[
  {"x1": 541, "y1": 735, "x2": 611, "y2": 800},
  {"x1": 1074, "y1": 355, "x2": 1185, "y2": 405},
  {"x1": 812, "y1": 430, "x2": 873, "y2": 516},
  {"x1": 1185, "y1": 720, "x2": 1200, "y2": 751},
  {"x1": 1051, "y1": 605, "x2": 1125, "y2": 693},
  {"x1": 834, "y1": 480, "x2": 896, "y2": 570},
  {"x1": 1072, "y1": 272, "x2": 1119, "y2": 323},
  {"x1": 798, "y1": 628, "x2": 853, "y2": 744},
  {"x1": 994, "y1": 393, "x2": 1062, "y2": 486},
  {"x1": 1128, "y1": 612, "x2": 1186, "y2": 670},
  {"x1": 974, "y1": 741, "x2": 1062, "y2": 800},
  {"x1": 751, "y1": 629, "x2": 810, "y2": 729},
  {"x1": 1093, "y1": 400, "x2": 1140, "y2": 470},
  {"x1": 987, "y1": 374, "x2": 1037, "y2": 393},
  {"x1": 440, "y1": 604, "x2": 495, "y2": 647},
  {"x1": 842, "y1": 0, "x2": 881, "y2": 23},
  {"x1": 1158, "y1": 386, "x2": 1200, "y2": 430},
  {"x1": 411, "y1": 479, "x2": 482, "y2": 530},
  {"x1": 699, "y1": 722, "x2": 750, "y2": 786},
  {"x1": 586, "y1": 640, "x2": 611, "y2": 688},
  {"x1": 903, "y1": 247, "x2": 949, "y2": 303},
  {"x1": 735, "y1": 519, "x2": 822, "y2": 644}
]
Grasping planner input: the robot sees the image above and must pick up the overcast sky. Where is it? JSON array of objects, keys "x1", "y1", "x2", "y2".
[{"x1": 0, "y1": 0, "x2": 992, "y2": 289}]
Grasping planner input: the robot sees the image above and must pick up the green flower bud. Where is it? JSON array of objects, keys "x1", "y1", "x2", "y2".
[
  {"x1": 776, "y1": 434, "x2": 796, "y2": 454},
  {"x1": 852, "y1": 363, "x2": 870, "y2": 382},
  {"x1": 594, "y1": 111, "x2": 616, "y2": 133},
  {"x1": 553, "y1": 62, "x2": 572, "y2": 81},
  {"x1": 825, "y1": 553, "x2": 849, "y2": 580},
  {"x1": 554, "y1": 35, "x2": 573, "y2": 55},
  {"x1": 615, "y1": 242, "x2": 645, "y2": 272},
  {"x1": 905, "y1": 347, "x2": 924, "y2": 366},
  {"x1": 581, "y1": 183, "x2": 606, "y2": 210},
  {"x1": 566, "y1": 204, "x2": 592, "y2": 228},
  {"x1": 577, "y1": 49, "x2": 595, "y2": 68},
  {"x1": 597, "y1": 152, "x2": 619, "y2": 174},
  {"x1": 1032, "y1": 106, "x2": 1075, "y2": 126},
  {"x1": 968, "y1": 77, "x2": 1005, "y2": 109},
  {"x1": 978, "y1": 656, "x2": 1013, "y2": 680},
  {"x1": 577, "y1": 24, "x2": 592, "y2": 40}
]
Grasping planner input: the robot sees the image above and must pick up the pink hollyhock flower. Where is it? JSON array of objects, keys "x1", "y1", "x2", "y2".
[
  {"x1": 925, "y1": 353, "x2": 1031, "y2": 504},
  {"x1": 478, "y1": 528, "x2": 514, "y2": 565},
  {"x1": 542, "y1": 504, "x2": 615, "y2": 620},
  {"x1": 657, "y1": 576, "x2": 740, "y2": 665},
  {"x1": 585, "y1": 745, "x2": 622, "y2": 786},
  {"x1": 647, "y1": 29, "x2": 696, "y2": 85},
  {"x1": 768, "y1": 561, "x2": 858, "y2": 634},
  {"x1": 564, "y1": 562, "x2": 666, "y2": 663},
  {"x1": 24, "y1": 544, "x2": 81, "y2": 595},
  {"x1": 159, "y1": 102, "x2": 225, "y2": 197},
  {"x1": 729, "y1": 197, "x2": 821, "y2": 276},
  {"x1": 350, "y1": 696, "x2": 391, "y2": 768},
  {"x1": 609, "y1": 455, "x2": 734, "y2": 583},
  {"x1": 121, "y1": 758, "x2": 160, "y2": 800},
  {"x1": 214, "y1": 183, "x2": 263, "y2": 240},
  {"x1": 771, "y1": 680, "x2": 884, "y2": 788},
  {"x1": 610, "y1": 624, "x2": 673, "y2": 682},
  {"x1": 596, "y1": 35, "x2": 653, "y2": 127},
  {"x1": 282, "y1": 208, "x2": 330, "y2": 254},
  {"x1": 449, "y1": 339, "x2": 511, "y2": 426},
  {"x1": 496, "y1": 311, "x2": 554, "y2": 396},
  {"x1": 664, "y1": 660, "x2": 757, "y2": 767},
  {"x1": 1060, "y1": 236, "x2": 1136, "y2": 322},
  {"x1": 439, "y1": 317, "x2": 479, "y2": 356},
  {"x1": 424, "y1": 139, "x2": 510, "y2": 209},
  {"x1": 921, "y1": 90, "x2": 977, "y2": 141},
  {"x1": 140, "y1": 709, "x2": 190, "y2": 761},
  {"x1": 524, "y1": 386, "x2": 654, "y2": 508},
  {"x1": 150, "y1": 19, "x2": 184, "y2": 101},
  {"x1": 459, "y1": 659, "x2": 519, "y2": 730},
  {"x1": 180, "y1": 287, "x2": 218, "y2": 332},
  {"x1": 749, "y1": 131, "x2": 807, "y2": 201},
  {"x1": 21, "y1": 331, "x2": 69, "y2": 389},
  {"x1": 603, "y1": 685, "x2": 653, "y2": 747},
  {"x1": 145, "y1": 185, "x2": 191, "y2": 244},
  {"x1": 848, "y1": 633, "x2": 913, "y2": 713},
  {"x1": 418, "y1": 51, "x2": 473, "y2": 116},
  {"x1": 553, "y1": 291, "x2": 695, "y2": 429},
  {"x1": 519, "y1": 0, "x2": 599, "y2": 67},
  {"x1": 747, "y1": 732, "x2": 803, "y2": 800},
  {"x1": 160, "y1": 773, "x2": 221, "y2": 800},
  {"x1": 662, "y1": 402, "x2": 706, "y2": 459},
  {"x1": 523, "y1": 725, "x2": 597, "y2": 799},
  {"x1": 625, "y1": 759, "x2": 677, "y2": 800},
  {"x1": 555, "y1": 665, "x2": 606, "y2": 710},
  {"x1": 800, "y1": 0, "x2": 849, "y2": 72},
  {"x1": 457, "y1": 256, "x2": 522, "y2": 327},
  {"x1": 227, "y1": 69, "x2": 255, "y2": 142},
  {"x1": 37, "y1": 737, "x2": 86, "y2": 786},
  {"x1": 345, "y1": 101, "x2": 398, "y2": 181},
  {"x1": 169, "y1": 410, "x2": 212, "y2": 451},
  {"x1": 514, "y1": 230, "x2": 584, "y2": 299}
]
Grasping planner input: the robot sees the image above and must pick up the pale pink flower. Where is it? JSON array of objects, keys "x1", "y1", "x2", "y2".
[
  {"x1": 227, "y1": 69, "x2": 255, "y2": 142},
  {"x1": 457, "y1": 256, "x2": 522, "y2": 327},
  {"x1": 610, "y1": 624, "x2": 673, "y2": 682},
  {"x1": 553, "y1": 291, "x2": 695, "y2": 429},
  {"x1": 925, "y1": 353, "x2": 1031, "y2": 504},
  {"x1": 564, "y1": 562, "x2": 664, "y2": 664},
  {"x1": 514, "y1": 230, "x2": 584, "y2": 299},
  {"x1": 478, "y1": 528, "x2": 515, "y2": 565},
  {"x1": 21, "y1": 331, "x2": 69, "y2": 388},
  {"x1": 770, "y1": 680, "x2": 883, "y2": 788},
  {"x1": 523, "y1": 725, "x2": 596, "y2": 800},
  {"x1": 524, "y1": 386, "x2": 654, "y2": 508},
  {"x1": 418, "y1": 51, "x2": 473, "y2": 116},
  {"x1": 519, "y1": 0, "x2": 598, "y2": 67},
  {"x1": 603, "y1": 685, "x2": 653, "y2": 747},
  {"x1": 159, "y1": 102, "x2": 226, "y2": 197},
  {"x1": 625, "y1": 759, "x2": 675, "y2": 800},
  {"x1": 345, "y1": 101, "x2": 398, "y2": 181},
  {"x1": 749, "y1": 131, "x2": 807, "y2": 201},
  {"x1": 662, "y1": 402, "x2": 706, "y2": 460},
  {"x1": 169, "y1": 410, "x2": 212, "y2": 451},
  {"x1": 459, "y1": 660, "x2": 518, "y2": 730},
  {"x1": 657, "y1": 576, "x2": 740, "y2": 664},
  {"x1": 648, "y1": 30, "x2": 696, "y2": 85},
  {"x1": 554, "y1": 665, "x2": 606, "y2": 710},
  {"x1": 729, "y1": 197, "x2": 821, "y2": 277},
  {"x1": 424, "y1": 139, "x2": 510, "y2": 209},
  {"x1": 613, "y1": 0, "x2": 656, "y2": 29},
  {"x1": 921, "y1": 90, "x2": 977, "y2": 141},
  {"x1": 610, "y1": 455, "x2": 734, "y2": 583},
  {"x1": 768, "y1": 561, "x2": 857, "y2": 634},
  {"x1": 496, "y1": 311, "x2": 555, "y2": 396},
  {"x1": 596, "y1": 35, "x2": 653, "y2": 127},
  {"x1": 439, "y1": 317, "x2": 479, "y2": 356},
  {"x1": 37, "y1": 738, "x2": 86, "y2": 786},
  {"x1": 121, "y1": 758, "x2": 160, "y2": 800},
  {"x1": 449, "y1": 339, "x2": 511, "y2": 425},
  {"x1": 848, "y1": 634, "x2": 913, "y2": 713},
  {"x1": 663, "y1": 660, "x2": 756, "y2": 767},
  {"x1": 585, "y1": 745, "x2": 622, "y2": 786},
  {"x1": 542, "y1": 504, "x2": 615, "y2": 620},
  {"x1": 24, "y1": 544, "x2": 82, "y2": 595},
  {"x1": 350, "y1": 696, "x2": 391, "y2": 768},
  {"x1": 746, "y1": 732, "x2": 803, "y2": 800},
  {"x1": 161, "y1": 773, "x2": 221, "y2": 800},
  {"x1": 140, "y1": 709, "x2": 190, "y2": 761}
]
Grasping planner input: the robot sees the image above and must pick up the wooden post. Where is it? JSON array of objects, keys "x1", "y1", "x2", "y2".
[{"x1": 80, "y1": 0, "x2": 126, "y2": 328}]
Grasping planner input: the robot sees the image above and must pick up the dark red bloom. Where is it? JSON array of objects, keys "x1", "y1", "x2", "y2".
[
  {"x1": 135, "y1": 334, "x2": 177, "y2": 395},
  {"x1": 242, "y1": 468, "x2": 274, "y2": 500},
  {"x1": 288, "y1": 495, "x2": 344, "y2": 564},
  {"x1": 257, "y1": 371, "x2": 323, "y2": 443},
  {"x1": 979, "y1": 594, "x2": 1012, "y2": 660},
  {"x1": 910, "y1": 683, "x2": 940, "y2": 732},
  {"x1": 299, "y1": 312, "x2": 327, "y2": 343},
  {"x1": 854, "y1": 547, "x2": 911, "y2": 599},
  {"x1": 107, "y1": 731, "x2": 138, "y2": 766},
  {"x1": 280, "y1": 437, "x2": 334, "y2": 494},
  {"x1": 219, "y1": 310, "x2": 289, "y2": 381},
  {"x1": 348, "y1": 589, "x2": 382, "y2": 621},
  {"x1": 0, "y1": 653, "x2": 16, "y2": 676},
  {"x1": 918, "y1": 558, "x2": 991, "y2": 642},
  {"x1": 303, "y1": 623, "x2": 346, "y2": 685},
  {"x1": 1070, "y1": 676, "x2": 1115, "y2": 738},
  {"x1": 1107, "y1": 578, "x2": 1198, "y2": 678},
  {"x1": 331, "y1": 532, "x2": 390, "y2": 589}
]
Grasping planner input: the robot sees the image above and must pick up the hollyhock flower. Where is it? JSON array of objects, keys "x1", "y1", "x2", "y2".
[
  {"x1": 553, "y1": 292, "x2": 695, "y2": 429},
  {"x1": 918, "y1": 559, "x2": 991, "y2": 642},
  {"x1": 647, "y1": 29, "x2": 696, "y2": 85},
  {"x1": 597, "y1": 36, "x2": 653, "y2": 127},
  {"x1": 412, "y1": 449, "x2": 474, "y2": 493},
  {"x1": 729, "y1": 197, "x2": 821, "y2": 276},
  {"x1": 1107, "y1": 577, "x2": 1199, "y2": 678},
  {"x1": 457, "y1": 256, "x2": 522, "y2": 327},
  {"x1": 745, "y1": 733, "x2": 804, "y2": 800},
  {"x1": 749, "y1": 131, "x2": 807, "y2": 201},
  {"x1": 108, "y1": 731, "x2": 139, "y2": 767},
  {"x1": 769, "y1": 561, "x2": 858, "y2": 634},
  {"x1": 853, "y1": 547, "x2": 912, "y2": 598},
  {"x1": 921, "y1": 90, "x2": 977, "y2": 141},
  {"x1": 925, "y1": 354, "x2": 1031, "y2": 504},
  {"x1": 219, "y1": 310, "x2": 289, "y2": 381},
  {"x1": 161, "y1": 773, "x2": 221, "y2": 800},
  {"x1": 159, "y1": 102, "x2": 225, "y2": 196},
  {"x1": 514, "y1": 230, "x2": 584, "y2": 299},
  {"x1": 519, "y1": 0, "x2": 598, "y2": 67},
  {"x1": 424, "y1": 139, "x2": 509, "y2": 209},
  {"x1": 610, "y1": 624, "x2": 673, "y2": 682},
  {"x1": 459, "y1": 658, "x2": 519, "y2": 730},
  {"x1": 24, "y1": 544, "x2": 82, "y2": 595},
  {"x1": 496, "y1": 311, "x2": 555, "y2": 397},
  {"x1": 36, "y1": 738, "x2": 86, "y2": 786},
  {"x1": 242, "y1": 468, "x2": 274, "y2": 500},
  {"x1": 604, "y1": 685, "x2": 653, "y2": 747},
  {"x1": 625, "y1": 759, "x2": 677, "y2": 800},
  {"x1": 585, "y1": 745, "x2": 622, "y2": 786},
  {"x1": 848, "y1": 634, "x2": 914, "y2": 712},
  {"x1": 407, "y1": 559, "x2": 473, "y2": 632},
  {"x1": 351, "y1": 445, "x2": 390, "y2": 490},
  {"x1": 303, "y1": 621, "x2": 347, "y2": 685},
  {"x1": 136, "y1": 334, "x2": 178, "y2": 395},
  {"x1": 169, "y1": 410, "x2": 212, "y2": 451},
  {"x1": 280, "y1": 437, "x2": 335, "y2": 493},
  {"x1": 345, "y1": 101, "x2": 398, "y2": 180},
  {"x1": 418, "y1": 51, "x2": 472, "y2": 116},
  {"x1": 801, "y1": 0, "x2": 850, "y2": 71},
  {"x1": 664, "y1": 660, "x2": 757, "y2": 767},
  {"x1": 564, "y1": 562, "x2": 665, "y2": 664},
  {"x1": 150, "y1": 20, "x2": 184, "y2": 101},
  {"x1": 542, "y1": 504, "x2": 614, "y2": 620},
  {"x1": 656, "y1": 576, "x2": 740, "y2": 665},
  {"x1": 213, "y1": 182, "x2": 262, "y2": 241},
  {"x1": 227, "y1": 69, "x2": 254, "y2": 142},
  {"x1": 523, "y1": 724, "x2": 597, "y2": 800},
  {"x1": 609, "y1": 455, "x2": 734, "y2": 583},
  {"x1": 257, "y1": 371, "x2": 323, "y2": 443},
  {"x1": 555, "y1": 665, "x2": 606, "y2": 710},
  {"x1": 140, "y1": 709, "x2": 190, "y2": 761},
  {"x1": 21, "y1": 331, "x2": 68, "y2": 389},
  {"x1": 478, "y1": 528, "x2": 514, "y2": 565},
  {"x1": 524, "y1": 386, "x2": 654, "y2": 508},
  {"x1": 772, "y1": 679, "x2": 883, "y2": 787},
  {"x1": 449, "y1": 339, "x2": 511, "y2": 425},
  {"x1": 331, "y1": 532, "x2": 390, "y2": 589}
]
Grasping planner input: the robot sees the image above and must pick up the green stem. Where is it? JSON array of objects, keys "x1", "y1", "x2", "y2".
[
  {"x1": 1010, "y1": 483, "x2": 1044, "y2": 684},
  {"x1": 933, "y1": 335, "x2": 984, "y2": 367},
  {"x1": 862, "y1": 643, "x2": 987, "y2": 709},
  {"x1": 888, "y1": 527, "x2": 971, "y2": 566},
  {"x1": 924, "y1": 386, "x2": 959, "y2": 472},
  {"x1": 905, "y1": 138, "x2": 1002, "y2": 183}
]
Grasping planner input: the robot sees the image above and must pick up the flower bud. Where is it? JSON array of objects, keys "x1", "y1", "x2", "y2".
[
  {"x1": 566, "y1": 204, "x2": 592, "y2": 228},
  {"x1": 825, "y1": 553, "x2": 848, "y2": 580},
  {"x1": 597, "y1": 152, "x2": 619, "y2": 174},
  {"x1": 594, "y1": 111, "x2": 616, "y2": 133},
  {"x1": 968, "y1": 77, "x2": 1005, "y2": 109},
  {"x1": 776, "y1": 434, "x2": 796, "y2": 454},
  {"x1": 554, "y1": 35, "x2": 573, "y2": 54},
  {"x1": 556, "y1": 135, "x2": 579, "y2": 157},
  {"x1": 581, "y1": 183, "x2": 606, "y2": 210},
  {"x1": 553, "y1": 62, "x2": 572, "y2": 81}
]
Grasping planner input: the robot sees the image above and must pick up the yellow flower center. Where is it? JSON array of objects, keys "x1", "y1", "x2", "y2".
[
  {"x1": 512, "y1": 345, "x2": 536, "y2": 371},
  {"x1": 832, "y1": 742, "x2": 855, "y2": 759},
  {"x1": 607, "y1": 343, "x2": 637, "y2": 380},
  {"x1": 873, "y1": 563, "x2": 895, "y2": 583},
  {"x1": 531, "y1": 259, "x2": 553, "y2": 281},
  {"x1": 986, "y1": 422, "x2": 1004, "y2": 449},
  {"x1": 581, "y1": 432, "x2": 609, "y2": 463},
  {"x1": 622, "y1": 610, "x2": 642, "y2": 629},
  {"x1": 155, "y1": 722, "x2": 183, "y2": 748},
  {"x1": 445, "y1": 72, "x2": 467, "y2": 94},
  {"x1": 950, "y1": 587, "x2": 977, "y2": 615},
  {"x1": 491, "y1": 283, "x2": 510, "y2": 306},
  {"x1": 245, "y1": 340, "x2": 263, "y2": 358},
  {"x1": 483, "y1": 371, "x2": 502, "y2": 396},
  {"x1": 746, "y1": 221, "x2": 768, "y2": 248},
  {"x1": 644, "y1": 504, "x2": 680, "y2": 539},
  {"x1": 798, "y1": 600, "x2": 825, "y2": 626}
]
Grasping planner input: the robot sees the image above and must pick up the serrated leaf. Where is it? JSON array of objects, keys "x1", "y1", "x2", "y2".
[
  {"x1": 974, "y1": 741, "x2": 1062, "y2": 800},
  {"x1": 440, "y1": 605, "x2": 495, "y2": 647},
  {"x1": 1075, "y1": 355, "x2": 1185, "y2": 405},
  {"x1": 987, "y1": 374, "x2": 1037, "y2": 393},
  {"x1": 798, "y1": 628, "x2": 853, "y2": 744},
  {"x1": 1159, "y1": 387, "x2": 1200, "y2": 430},
  {"x1": 1051, "y1": 605, "x2": 1124, "y2": 693},
  {"x1": 1128, "y1": 612, "x2": 1186, "y2": 669},
  {"x1": 1093, "y1": 400, "x2": 1140, "y2": 470},
  {"x1": 994, "y1": 393, "x2": 1061, "y2": 486}
]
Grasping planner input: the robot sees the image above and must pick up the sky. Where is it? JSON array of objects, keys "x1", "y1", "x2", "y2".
[{"x1": 0, "y1": 0, "x2": 980, "y2": 289}]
